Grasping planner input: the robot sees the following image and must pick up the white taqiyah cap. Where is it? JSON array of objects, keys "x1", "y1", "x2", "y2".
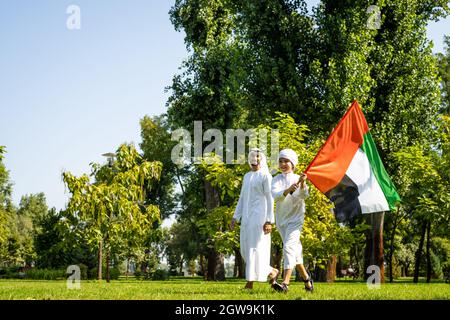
[{"x1": 278, "y1": 149, "x2": 298, "y2": 167}]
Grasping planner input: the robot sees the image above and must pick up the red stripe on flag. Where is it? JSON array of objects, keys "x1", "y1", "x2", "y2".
[{"x1": 305, "y1": 100, "x2": 370, "y2": 193}]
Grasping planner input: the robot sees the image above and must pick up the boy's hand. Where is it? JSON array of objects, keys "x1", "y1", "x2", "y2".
[
  {"x1": 263, "y1": 222, "x2": 272, "y2": 234},
  {"x1": 284, "y1": 184, "x2": 298, "y2": 196},
  {"x1": 298, "y1": 173, "x2": 307, "y2": 188}
]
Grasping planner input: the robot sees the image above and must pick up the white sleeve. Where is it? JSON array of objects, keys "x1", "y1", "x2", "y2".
[
  {"x1": 271, "y1": 176, "x2": 286, "y2": 202},
  {"x1": 263, "y1": 174, "x2": 275, "y2": 223},
  {"x1": 233, "y1": 176, "x2": 246, "y2": 222},
  {"x1": 292, "y1": 183, "x2": 309, "y2": 200}
]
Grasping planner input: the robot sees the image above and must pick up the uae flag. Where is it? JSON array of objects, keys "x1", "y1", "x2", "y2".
[{"x1": 305, "y1": 100, "x2": 400, "y2": 223}]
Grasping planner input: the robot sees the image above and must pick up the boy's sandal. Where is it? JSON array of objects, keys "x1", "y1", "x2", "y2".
[
  {"x1": 303, "y1": 278, "x2": 314, "y2": 292},
  {"x1": 268, "y1": 269, "x2": 279, "y2": 285},
  {"x1": 272, "y1": 282, "x2": 288, "y2": 293}
]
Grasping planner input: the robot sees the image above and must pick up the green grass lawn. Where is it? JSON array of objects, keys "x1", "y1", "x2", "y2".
[{"x1": 0, "y1": 277, "x2": 448, "y2": 300}]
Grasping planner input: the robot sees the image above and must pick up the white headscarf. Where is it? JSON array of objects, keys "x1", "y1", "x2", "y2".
[
  {"x1": 248, "y1": 148, "x2": 270, "y2": 174},
  {"x1": 278, "y1": 149, "x2": 298, "y2": 168}
]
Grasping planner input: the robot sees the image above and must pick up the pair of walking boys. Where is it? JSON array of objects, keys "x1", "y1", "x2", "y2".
[{"x1": 230, "y1": 148, "x2": 314, "y2": 293}]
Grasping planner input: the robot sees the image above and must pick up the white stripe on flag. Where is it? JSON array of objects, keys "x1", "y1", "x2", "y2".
[{"x1": 345, "y1": 148, "x2": 389, "y2": 213}]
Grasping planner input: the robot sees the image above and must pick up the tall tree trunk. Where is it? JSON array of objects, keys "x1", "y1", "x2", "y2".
[
  {"x1": 204, "y1": 179, "x2": 225, "y2": 281},
  {"x1": 179, "y1": 255, "x2": 184, "y2": 275},
  {"x1": 234, "y1": 248, "x2": 244, "y2": 278},
  {"x1": 413, "y1": 220, "x2": 427, "y2": 283},
  {"x1": 388, "y1": 216, "x2": 398, "y2": 283},
  {"x1": 97, "y1": 239, "x2": 103, "y2": 281},
  {"x1": 336, "y1": 255, "x2": 343, "y2": 278},
  {"x1": 200, "y1": 255, "x2": 207, "y2": 281},
  {"x1": 326, "y1": 255, "x2": 337, "y2": 282},
  {"x1": 207, "y1": 249, "x2": 225, "y2": 281},
  {"x1": 426, "y1": 221, "x2": 431, "y2": 283},
  {"x1": 126, "y1": 258, "x2": 129, "y2": 279},
  {"x1": 351, "y1": 243, "x2": 362, "y2": 276},
  {"x1": 364, "y1": 212, "x2": 385, "y2": 283},
  {"x1": 105, "y1": 233, "x2": 110, "y2": 283},
  {"x1": 175, "y1": 168, "x2": 185, "y2": 198},
  {"x1": 106, "y1": 249, "x2": 110, "y2": 283}
]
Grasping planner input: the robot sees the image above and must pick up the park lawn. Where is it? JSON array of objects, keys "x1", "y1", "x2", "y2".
[{"x1": 0, "y1": 277, "x2": 448, "y2": 300}]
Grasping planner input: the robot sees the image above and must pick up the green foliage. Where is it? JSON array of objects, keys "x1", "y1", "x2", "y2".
[
  {"x1": 196, "y1": 206, "x2": 237, "y2": 255},
  {"x1": 0, "y1": 146, "x2": 13, "y2": 263},
  {"x1": 431, "y1": 237, "x2": 450, "y2": 277},
  {"x1": 34, "y1": 208, "x2": 97, "y2": 269},
  {"x1": 17, "y1": 193, "x2": 48, "y2": 227},
  {"x1": 63, "y1": 143, "x2": 163, "y2": 278},
  {"x1": 437, "y1": 36, "x2": 450, "y2": 114},
  {"x1": 63, "y1": 143, "x2": 162, "y2": 244},
  {"x1": 87, "y1": 267, "x2": 120, "y2": 280},
  {"x1": 392, "y1": 115, "x2": 450, "y2": 280},
  {"x1": 24, "y1": 269, "x2": 67, "y2": 280},
  {"x1": 166, "y1": 0, "x2": 450, "y2": 280},
  {"x1": 0, "y1": 146, "x2": 13, "y2": 210},
  {"x1": 0, "y1": 193, "x2": 49, "y2": 267},
  {"x1": 151, "y1": 269, "x2": 170, "y2": 281},
  {"x1": 396, "y1": 241, "x2": 418, "y2": 275},
  {"x1": 393, "y1": 141, "x2": 449, "y2": 230},
  {"x1": 165, "y1": 221, "x2": 201, "y2": 275},
  {"x1": 140, "y1": 115, "x2": 180, "y2": 219},
  {"x1": 0, "y1": 267, "x2": 67, "y2": 280}
]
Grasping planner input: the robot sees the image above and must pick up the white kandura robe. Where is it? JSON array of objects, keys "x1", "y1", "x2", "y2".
[
  {"x1": 233, "y1": 169, "x2": 274, "y2": 282},
  {"x1": 271, "y1": 172, "x2": 309, "y2": 269}
]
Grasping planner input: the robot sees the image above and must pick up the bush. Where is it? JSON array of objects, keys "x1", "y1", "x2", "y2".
[
  {"x1": 87, "y1": 266, "x2": 120, "y2": 280},
  {"x1": 432, "y1": 237, "x2": 450, "y2": 279},
  {"x1": 88, "y1": 267, "x2": 98, "y2": 280},
  {"x1": 431, "y1": 252, "x2": 443, "y2": 279},
  {"x1": 152, "y1": 269, "x2": 170, "y2": 281},
  {"x1": 25, "y1": 269, "x2": 66, "y2": 280},
  {"x1": 78, "y1": 264, "x2": 88, "y2": 280},
  {"x1": 0, "y1": 266, "x2": 21, "y2": 279},
  {"x1": 0, "y1": 267, "x2": 66, "y2": 280},
  {"x1": 134, "y1": 269, "x2": 142, "y2": 280},
  {"x1": 0, "y1": 266, "x2": 97, "y2": 280},
  {"x1": 109, "y1": 267, "x2": 120, "y2": 280}
]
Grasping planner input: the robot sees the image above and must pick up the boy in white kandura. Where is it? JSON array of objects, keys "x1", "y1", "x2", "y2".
[
  {"x1": 231, "y1": 148, "x2": 279, "y2": 289},
  {"x1": 271, "y1": 148, "x2": 314, "y2": 293}
]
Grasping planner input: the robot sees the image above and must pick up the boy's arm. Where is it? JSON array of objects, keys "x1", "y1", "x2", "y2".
[
  {"x1": 232, "y1": 176, "x2": 246, "y2": 223},
  {"x1": 292, "y1": 173, "x2": 309, "y2": 200},
  {"x1": 264, "y1": 174, "x2": 275, "y2": 223},
  {"x1": 271, "y1": 177, "x2": 286, "y2": 202},
  {"x1": 291, "y1": 183, "x2": 309, "y2": 199}
]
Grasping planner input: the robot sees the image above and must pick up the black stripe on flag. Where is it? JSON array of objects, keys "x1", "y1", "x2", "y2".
[{"x1": 325, "y1": 174, "x2": 362, "y2": 223}]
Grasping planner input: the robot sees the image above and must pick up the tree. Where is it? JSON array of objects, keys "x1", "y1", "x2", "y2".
[
  {"x1": 140, "y1": 115, "x2": 180, "y2": 220},
  {"x1": 393, "y1": 116, "x2": 450, "y2": 283},
  {"x1": 436, "y1": 36, "x2": 450, "y2": 115},
  {"x1": 165, "y1": 221, "x2": 200, "y2": 276},
  {"x1": 168, "y1": 0, "x2": 248, "y2": 280},
  {"x1": 63, "y1": 143, "x2": 162, "y2": 282},
  {"x1": 0, "y1": 192, "x2": 49, "y2": 267},
  {"x1": 396, "y1": 242, "x2": 418, "y2": 277},
  {"x1": 310, "y1": 0, "x2": 448, "y2": 282},
  {"x1": 15, "y1": 193, "x2": 48, "y2": 266},
  {"x1": 0, "y1": 146, "x2": 14, "y2": 265},
  {"x1": 34, "y1": 208, "x2": 97, "y2": 270},
  {"x1": 167, "y1": 0, "x2": 449, "y2": 283}
]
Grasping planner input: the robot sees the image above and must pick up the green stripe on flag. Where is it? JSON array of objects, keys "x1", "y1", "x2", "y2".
[{"x1": 361, "y1": 133, "x2": 401, "y2": 211}]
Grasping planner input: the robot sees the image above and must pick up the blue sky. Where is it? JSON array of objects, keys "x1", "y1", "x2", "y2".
[{"x1": 0, "y1": 1, "x2": 449, "y2": 211}]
